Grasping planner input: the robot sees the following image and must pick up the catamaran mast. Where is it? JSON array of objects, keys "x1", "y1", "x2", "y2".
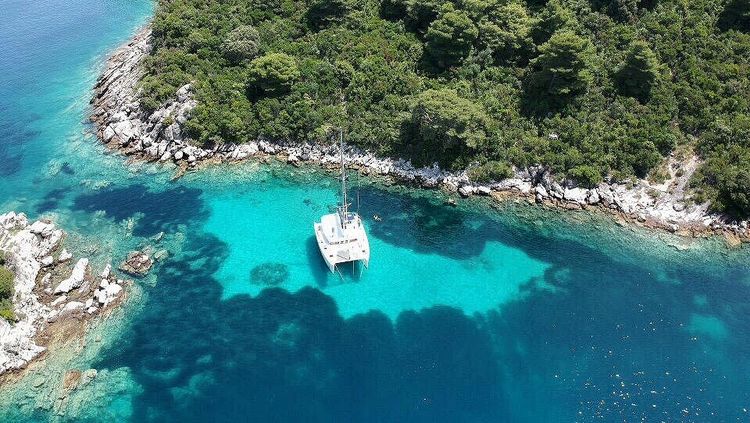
[{"x1": 339, "y1": 129, "x2": 348, "y2": 220}]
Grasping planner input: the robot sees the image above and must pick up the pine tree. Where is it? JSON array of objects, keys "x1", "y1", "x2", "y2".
[
  {"x1": 425, "y1": 5, "x2": 479, "y2": 69},
  {"x1": 526, "y1": 31, "x2": 594, "y2": 112},
  {"x1": 615, "y1": 40, "x2": 659, "y2": 102},
  {"x1": 478, "y1": 2, "x2": 534, "y2": 64}
]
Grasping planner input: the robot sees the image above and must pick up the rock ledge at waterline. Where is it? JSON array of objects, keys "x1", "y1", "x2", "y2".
[
  {"x1": 0, "y1": 212, "x2": 130, "y2": 376},
  {"x1": 90, "y1": 26, "x2": 749, "y2": 244}
]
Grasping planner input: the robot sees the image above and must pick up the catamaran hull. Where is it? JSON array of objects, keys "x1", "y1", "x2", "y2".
[{"x1": 314, "y1": 222, "x2": 370, "y2": 273}]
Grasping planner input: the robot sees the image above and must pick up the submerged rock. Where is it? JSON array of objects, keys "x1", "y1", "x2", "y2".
[
  {"x1": 118, "y1": 251, "x2": 153, "y2": 277},
  {"x1": 250, "y1": 263, "x2": 289, "y2": 286}
]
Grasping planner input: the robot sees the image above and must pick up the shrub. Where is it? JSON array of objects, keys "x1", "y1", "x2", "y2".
[
  {"x1": 247, "y1": 53, "x2": 300, "y2": 96},
  {"x1": 221, "y1": 25, "x2": 260, "y2": 64},
  {"x1": 568, "y1": 165, "x2": 603, "y2": 188},
  {"x1": 467, "y1": 161, "x2": 513, "y2": 183},
  {"x1": 0, "y1": 266, "x2": 14, "y2": 302},
  {"x1": 0, "y1": 298, "x2": 13, "y2": 322}
]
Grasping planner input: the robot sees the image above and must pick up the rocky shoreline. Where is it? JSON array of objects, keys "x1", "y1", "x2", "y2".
[
  {"x1": 0, "y1": 212, "x2": 129, "y2": 378},
  {"x1": 90, "y1": 26, "x2": 748, "y2": 245}
]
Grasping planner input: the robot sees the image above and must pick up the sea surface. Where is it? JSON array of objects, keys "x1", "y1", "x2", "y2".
[{"x1": 1, "y1": 1, "x2": 749, "y2": 421}]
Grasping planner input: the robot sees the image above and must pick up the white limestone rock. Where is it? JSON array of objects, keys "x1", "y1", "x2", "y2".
[
  {"x1": 51, "y1": 296, "x2": 67, "y2": 308},
  {"x1": 58, "y1": 249, "x2": 73, "y2": 263},
  {"x1": 54, "y1": 258, "x2": 89, "y2": 294},
  {"x1": 100, "y1": 263, "x2": 112, "y2": 279},
  {"x1": 105, "y1": 283, "x2": 122, "y2": 299},
  {"x1": 95, "y1": 289, "x2": 108, "y2": 306},
  {"x1": 61, "y1": 301, "x2": 85, "y2": 314},
  {"x1": 476, "y1": 186, "x2": 492, "y2": 196},
  {"x1": 564, "y1": 187, "x2": 588, "y2": 204},
  {"x1": 28, "y1": 221, "x2": 55, "y2": 238},
  {"x1": 458, "y1": 186, "x2": 473, "y2": 198},
  {"x1": 587, "y1": 189, "x2": 601, "y2": 205}
]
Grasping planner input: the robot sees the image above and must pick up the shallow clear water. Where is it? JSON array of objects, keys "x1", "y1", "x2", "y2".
[{"x1": 1, "y1": 1, "x2": 749, "y2": 422}]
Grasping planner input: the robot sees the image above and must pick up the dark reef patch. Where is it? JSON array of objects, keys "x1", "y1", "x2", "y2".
[
  {"x1": 250, "y1": 262, "x2": 289, "y2": 286},
  {"x1": 71, "y1": 183, "x2": 208, "y2": 236},
  {"x1": 35, "y1": 187, "x2": 71, "y2": 213},
  {"x1": 0, "y1": 110, "x2": 35, "y2": 177}
]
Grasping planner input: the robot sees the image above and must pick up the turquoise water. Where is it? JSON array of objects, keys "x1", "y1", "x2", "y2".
[{"x1": 1, "y1": 1, "x2": 750, "y2": 421}]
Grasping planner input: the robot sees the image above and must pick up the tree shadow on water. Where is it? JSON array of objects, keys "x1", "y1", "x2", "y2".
[
  {"x1": 71, "y1": 183, "x2": 209, "y2": 237},
  {"x1": 93, "y1": 228, "x2": 508, "y2": 422},
  {"x1": 361, "y1": 187, "x2": 513, "y2": 260},
  {"x1": 35, "y1": 187, "x2": 72, "y2": 214}
]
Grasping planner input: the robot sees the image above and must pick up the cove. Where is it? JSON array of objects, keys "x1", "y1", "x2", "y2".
[{"x1": 1, "y1": 1, "x2": 749, "y2": 422}]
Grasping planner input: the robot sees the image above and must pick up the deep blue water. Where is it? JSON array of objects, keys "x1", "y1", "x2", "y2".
[{"x1": 1, "y1": 1, "x2": 749, "y2": 422}]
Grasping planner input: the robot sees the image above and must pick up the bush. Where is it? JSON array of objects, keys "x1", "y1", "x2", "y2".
[
  {"x1": 221, "y1": 25, "x2": 260, "y2": 64},
  {"x1": 0, "y1": 298, "x2": 13, "y2": 322},
  {"x1": 467, "y1": 161, "x2": 513, "y2": 183},
  {"x1": 246, "y1": 53, "x2": 300, "y2": 96},
  {"x1": 0, "y1": 266, "x2": 14, "y2": 321},
  {"x1": 568, "y1": 165, "x2": 603, "y2": 188}
]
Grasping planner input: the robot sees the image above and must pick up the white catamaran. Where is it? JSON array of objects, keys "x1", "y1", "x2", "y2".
[{"x1": 314, "y1": 130, "x2": 370, "y2": 273}]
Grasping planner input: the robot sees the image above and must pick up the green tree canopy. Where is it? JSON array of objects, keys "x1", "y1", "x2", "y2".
[
  {"x1": 525, "y1": 30, "x2": 594, "y2": 112},
  {"x1": 246, "y1": 53, "x2": 301, "y2": 96},
  {"x1": 532, "y1": 0, "x2": 577, "y2": 44},
  {"x1": 0, "y1": 266, "x2": 13, "y2": 301},
  {"x1": 307, "y1": 0, "x2": 351, "y2": 29},
  {"x1": 221, "y1": 25, "x2": 261, "y2": 64},
  {"x1": 425, "y1": 5, "x2": 479, "y2": 69},
  {"x1": 403, "y1": 0, "x2": 445, "y2": 33},
  {"x1": 408, "y1": 88, "x2": 492, "y2": 168},
  {"x1": 695, "y1": 145, "x2": 750, "y2": 217},
  {"x1": 139, "y1": 0, "x2": 750, "y2": 218},
  {"x1": 718, "y1": 0, "x2": 750, "y2": 32},
  {"x1": 615, "y1": 40, "x2": 659, "y2": 102},
  {"x1": 478, "y1": 2, "x2": 535, "y2": 64}
]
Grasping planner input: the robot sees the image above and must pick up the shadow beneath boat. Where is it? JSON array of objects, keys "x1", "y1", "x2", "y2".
[
  {"x1": 305, "y1": 235, "x2": 365, "y2": 288},
  {"x1": 305, "y1": 235, "x2": 331, "y2": 288}
]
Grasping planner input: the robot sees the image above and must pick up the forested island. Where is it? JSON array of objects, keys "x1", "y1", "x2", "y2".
[{"x1": 129, "y1": 0, "x2": 748, "y2": 218}]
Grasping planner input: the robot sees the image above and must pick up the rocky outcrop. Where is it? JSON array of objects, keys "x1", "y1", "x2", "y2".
[
  {"x1": 0, "y1": 212, "x2": 130, "y2": 375},
  {"x1": 118, "y1": 251, "x2": 152, "y2": 277},
  {"x1": 53, "y1": 259, "x2": 88, "y2": 294},
  {"x1": 90, "y1": 26, "x2": 749, "y2": 243}
]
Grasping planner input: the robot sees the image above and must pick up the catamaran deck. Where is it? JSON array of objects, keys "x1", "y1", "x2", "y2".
[{"x1": 314, "y1": 212, "x2": 370, "y2": 273}]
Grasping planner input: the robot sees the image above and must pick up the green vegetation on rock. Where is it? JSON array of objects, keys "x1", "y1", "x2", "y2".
[
  {"x1": 141, "y1": 0, "x2": 750, "y2": 218},
  {"x1": 0, "y1": 265, "x2": 14, "y2": 321}
]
